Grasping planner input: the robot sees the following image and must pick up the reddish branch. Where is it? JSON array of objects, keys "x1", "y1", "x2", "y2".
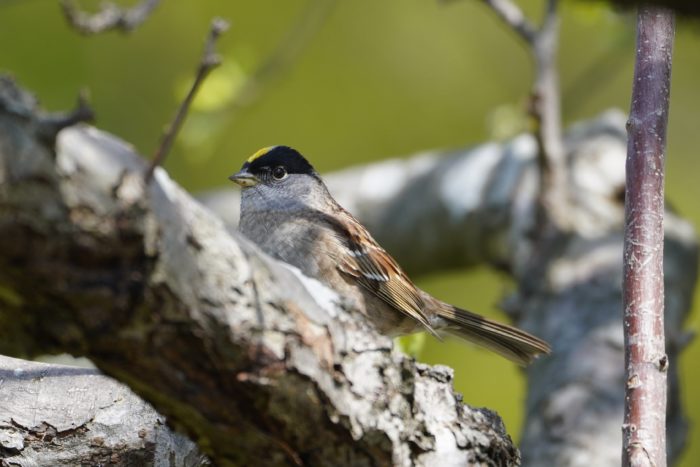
[
  {"x1": 622, "y1": 6, "x2": 675, "y2": 467},
  {"x1": 586, "y1": 0, "x2": 700, "y2": 17}
]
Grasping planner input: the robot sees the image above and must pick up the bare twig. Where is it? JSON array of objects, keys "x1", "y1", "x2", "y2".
[
  {"x1": 145, "y1": 18, "x2": 229, "y2": 182},
  {"x1": 479, "y1": 0, "x2": 536, "y2": 43},
  {"x1": 36, "y1": 89, "x2": 94, "y2": 143},
  {"x1": 530, "y1": 0, "x2": 567, "y2": 229},
  {"x1": 60, "y1": 0, "x2": 160, "y2": 35},
  {"x1": 474, "y1": 0, "x2": 567, "y2": 230},
  {"x1": 622, "y1": 6, "x2": 675, "y2": 467}
]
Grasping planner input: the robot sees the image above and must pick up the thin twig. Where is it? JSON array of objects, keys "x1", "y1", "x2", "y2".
[
  {"x1": 60, "y1": 0, "x2": 160, "y2": 35},
  {"x1": 622, "y1": 6, "x2": 675, "y2": 467},
  {"x1": 479, "y1": 0, "x2": 537, "y2": 44},
  {"x1": 530, "y1": 0, "x2": 567, "y2": 230},
  {"x1": 145, "y1": 18, "x2": 229, "y2": 182},
  {"x1": 36, "y1": 89, "x2": 95, "y2": 143},
  {"x1": 475, "y1": 0, "x2": 567, "y2": 229}
]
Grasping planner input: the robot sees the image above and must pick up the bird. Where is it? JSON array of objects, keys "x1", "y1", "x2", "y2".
[{"x1": 229, "y1": 145, "x2": 550, "y2": 365}]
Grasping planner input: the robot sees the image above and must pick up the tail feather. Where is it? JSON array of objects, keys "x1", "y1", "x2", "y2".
[{"x1": 434, "y1": 302, "x2": 551, "y2": 366}]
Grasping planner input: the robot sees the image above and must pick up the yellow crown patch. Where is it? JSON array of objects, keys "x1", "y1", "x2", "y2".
[{"x1": 247, "y1": 146, "x2": 277, "y2": 163}]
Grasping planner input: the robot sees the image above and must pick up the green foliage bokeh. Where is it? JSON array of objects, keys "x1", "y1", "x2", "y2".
[{"x1": 1, "y1": 1, "x2": 698, "y2": 464}]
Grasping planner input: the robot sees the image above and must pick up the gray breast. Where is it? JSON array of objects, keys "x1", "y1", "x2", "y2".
[{"x1": 239, "y1": 208, "x2": 331, "y2": 280}]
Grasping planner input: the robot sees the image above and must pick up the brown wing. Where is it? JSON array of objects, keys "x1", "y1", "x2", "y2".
[{"x1": 324, "y1": 208, "x2": 440, "y2": 338}]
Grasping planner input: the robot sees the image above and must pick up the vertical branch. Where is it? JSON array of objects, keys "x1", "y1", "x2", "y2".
[
  {"x1": 530, "y1": 0, "x2": 567, "y2": 230},
  {"x1": 476, "y1": 0, "x2": 567, "y2": 229},
  {"x1": 622, "y1": 6, "x2": 675, "y2": 467}
]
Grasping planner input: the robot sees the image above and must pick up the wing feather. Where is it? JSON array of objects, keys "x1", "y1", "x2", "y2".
[{"x1": 322, "y1": 208, "x2": 439, "y2": 337}]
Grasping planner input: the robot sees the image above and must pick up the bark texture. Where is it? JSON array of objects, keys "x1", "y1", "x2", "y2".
[
  {"x1": 582, "y1": 0, "x2": 700, "y2": 17},
  {"x1": 204, "y1": 111, "x2": 697, "y2": 466},
  {"x1": 0, "y1": 78, "x2": 519, "y2": 466},
  {"x1": 623, "y1": 7, "x2": 675, "y2": 467},
  {"x1": 0, "y1": 356, "x2": 204, "y2": 466}
]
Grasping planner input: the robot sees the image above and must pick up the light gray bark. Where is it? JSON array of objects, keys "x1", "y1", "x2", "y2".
[
  {"x1": 0, "y1": 78, "x2": 519, "y2": 466},
  {"x1": 0, "y1": 356, "x2": 204, "y2": 466},
  {"x1": 203, "y1": 110, "x2": 697, "y2": 466}
]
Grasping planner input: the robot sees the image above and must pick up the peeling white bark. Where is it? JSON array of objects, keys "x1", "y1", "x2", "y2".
[
  {"x1": 0, "y1": 78, "x2": 519, "y2": 466},
  {"x1": 0, "y1": 75, "x2": 695, "y2": 466},
  {"x1": 0, "y1": 356, "x2": 204, "y2": 466},
  {"x1": 202, "y1": 110, "x2": 696, "y2": 466}
]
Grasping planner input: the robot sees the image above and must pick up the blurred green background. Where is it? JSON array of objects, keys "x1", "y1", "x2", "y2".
[{"x1": 1, "y1": 0, "x2": 698, "y2": 464}]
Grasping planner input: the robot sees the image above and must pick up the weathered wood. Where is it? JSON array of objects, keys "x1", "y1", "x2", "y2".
[
  {"x1": 0, "y1": 356, "x2": 205, "y2": 466},
  {"x1": 203, "y1": 110, "x2": 696, "y2": 466},
  {"x1": 0, "y1": 77, "x2": 519, "y2": 466}
]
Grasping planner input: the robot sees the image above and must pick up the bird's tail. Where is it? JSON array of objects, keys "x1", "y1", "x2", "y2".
[{"x1": 433, "y1": 302, "x2": 550, "y2": 366}]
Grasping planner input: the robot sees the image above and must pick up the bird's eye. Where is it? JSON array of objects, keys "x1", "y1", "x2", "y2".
[{"x1": 272, "y1": 166, "x2": 288, "y2": 180}]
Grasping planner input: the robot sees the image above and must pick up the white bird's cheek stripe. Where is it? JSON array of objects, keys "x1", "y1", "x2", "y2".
[{"x1": 363, "y1": 272, "x2": 390, "y2": 282}]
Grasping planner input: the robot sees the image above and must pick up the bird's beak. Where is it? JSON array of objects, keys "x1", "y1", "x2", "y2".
[{"x1": 229, "y1": 170, "x2": 260, "y2": 188}]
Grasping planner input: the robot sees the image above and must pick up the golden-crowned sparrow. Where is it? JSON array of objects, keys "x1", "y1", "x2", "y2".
[{"x1": 230, "y1": 145, "x2": 550, "y2": 365}]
